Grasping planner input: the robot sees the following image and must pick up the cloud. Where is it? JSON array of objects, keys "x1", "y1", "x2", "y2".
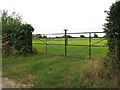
[{"x1": 0, "y1": 0, "x2": 116, "y2": 34}]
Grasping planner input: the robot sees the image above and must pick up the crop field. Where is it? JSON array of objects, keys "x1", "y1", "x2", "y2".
[
  {"x1": 33, "y1": 38, "x2": 108, "y2": 59},
  {"x1": 3, "y1": 38, "x2": 111, "y2": 88}
]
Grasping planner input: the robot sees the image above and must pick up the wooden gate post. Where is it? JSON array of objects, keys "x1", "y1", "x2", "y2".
[
  {"x1": 89, "y1": 33, "x2": 91, "y2": 59},
  {"x1": 30, "y1": 31, "x2": 32, "y2": 53},
  {"x1": 64, "y1": 29, "x2": 67, "y2": 56}
]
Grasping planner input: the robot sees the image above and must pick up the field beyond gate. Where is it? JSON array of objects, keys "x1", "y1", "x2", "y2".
[{"x1": 33, "y1": 32, "x2": 108, "y2": 59}]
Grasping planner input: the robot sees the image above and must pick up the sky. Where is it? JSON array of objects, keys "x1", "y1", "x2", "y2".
[{"x1": 0, "y1": 0, "x2": 117, "y2": 37}]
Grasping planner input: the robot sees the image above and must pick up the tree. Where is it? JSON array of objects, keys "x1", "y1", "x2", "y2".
[
  {"x1": 94, "y1": 34, "x2": 98, "y2": 38},
  {"x1": 55, "y1": 36, "x2": 59, "y2": 38},
  {"x1": 33, "y1": 34, "x2": 42, "y2": 39},
  {"x1": 62, "y1": 35, "x2": 72, "y2": 38},
  {"x1": 80, "y1": 35, "x2": 85, "y2": 38},
  {"x1": 104, "y1": 1, "x2": 120, "y2": 69},
  {"x1": 43, "y1": 36, "x2": 47, "y2": 38},
  {"x1": 67, "y1": 35, "x2": 72, "y2": 38},
  {"x1": 2, "y1": 10, "x2": 34, "y2": 55}
]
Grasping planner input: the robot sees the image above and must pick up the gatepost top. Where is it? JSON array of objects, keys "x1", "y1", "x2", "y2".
[{"x1": 64, "y1": 29, "x2": 67, "y2": 31}]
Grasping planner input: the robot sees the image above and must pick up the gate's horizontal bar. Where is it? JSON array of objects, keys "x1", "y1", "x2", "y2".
[
  {"x1": 62, "y1": 32, "x2": 105, "y2": 35},
  {"x1": 33, "y1": 32, "x2": 105, "y2": 35},
  {"x1": 92, "y1": 45, "x2": 108, "y2": 47},
  {"x1": 33, "y1": 43, "x2": 89, "y2": 46},
  {"x1": 33, "y1": 43, "x2": 44, "y2": 44},
  {"x1": 33, "y1": 43, "x2": 65, "y2": 45},
  {"x1": 68, "y1": 44, "x2": 89, "y2": 46},
  {"x1": 33, "y1": 43, "x2": 108, "y2": 47}
]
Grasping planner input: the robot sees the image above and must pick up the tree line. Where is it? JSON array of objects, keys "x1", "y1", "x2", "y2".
[{"x1": 32, "y1": 33, "x2": 102, "y2": 39}]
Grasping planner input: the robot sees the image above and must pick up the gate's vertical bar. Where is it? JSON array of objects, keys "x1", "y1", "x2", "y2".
[
  {"x1": 89, "y1": 33, "x2": 91, "y2": 59},
  {"x1": 46, "y1": 34, "x2": 47, "y2": 54},
  {"x1": 64, "y1": 29, "x2": 67, "y2": 56}
]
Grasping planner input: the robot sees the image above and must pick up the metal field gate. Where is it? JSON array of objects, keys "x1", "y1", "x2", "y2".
[{"x1": 33, "y1": 30, "x2": 108, "y2": 59}]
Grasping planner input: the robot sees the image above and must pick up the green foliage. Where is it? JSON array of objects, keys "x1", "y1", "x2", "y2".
[
  {"x1": 94, "y1": 34, "x2": 98, "y2": 38},
  {"x1": 32, "y1": 34, "x2": 42, "y2": 39},
  {"x1": 2, "y1": 10, "x2": 34, "y2": 55},
  {"x1": 104, "y1": 1, "x2": 120, "y2": 68},
  {"x1": 62, "y1": 35, "x2": 72, "y2": 38},
  {"x1": 43, "y1": 35, "x2": 47, "y2": 38},
  {"x1": 33, "y1": 38, "x2": 108, "y2": 59},
  {"x1": 80, "y1": 35, "x2": 85, "y2": 38}
]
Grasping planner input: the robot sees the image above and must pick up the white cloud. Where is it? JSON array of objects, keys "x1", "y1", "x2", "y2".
[{"x1": 0, "y1": 0, "x2": 116, "y2": 35}]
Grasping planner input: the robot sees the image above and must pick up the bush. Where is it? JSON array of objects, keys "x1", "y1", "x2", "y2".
[
  {"x1": 104, "y1": 1, "x2": 120, "y2": 69},
  {"x1": 80, "y1": 35, "x2": 85, "y2": 38},
  {"x1": 2, "y1": 10, "x2": 34, "y2": 56},
  {"x1": 93, "y1": 34, "x2": 98, "y2": 38}
]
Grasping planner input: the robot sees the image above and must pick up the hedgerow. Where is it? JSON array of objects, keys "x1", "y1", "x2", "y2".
[
  {"x1": 104, "y1": 1, "x2": 120, "y2": 69},
  {"x1": 1, "y1": 10, "x2": 34, "y2": 56}
]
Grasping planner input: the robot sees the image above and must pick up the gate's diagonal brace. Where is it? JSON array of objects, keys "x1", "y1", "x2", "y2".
[
  {"x1": 39, "y1": 39, "x2": 64, "y2": 56},
  {"x1": 92, "y1": 38, "x2": 106, "y2": 46}
]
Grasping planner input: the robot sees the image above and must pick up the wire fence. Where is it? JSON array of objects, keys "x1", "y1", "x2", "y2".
[{"x1": 33, "y1": 30, "x2": 108, "y2": 59}]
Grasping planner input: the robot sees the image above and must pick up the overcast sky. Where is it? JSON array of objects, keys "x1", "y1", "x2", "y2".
[{"x1": 0, "y1": 0, "x2": 116, "y2": 36}]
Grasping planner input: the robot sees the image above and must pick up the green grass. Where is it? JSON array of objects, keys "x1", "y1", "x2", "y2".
[
  {"x1": 2, "y1": 38, "x2": 110, "y2": 88},
  {"x1": 3, "y1": 54, "x2": 91, "y2": 88},
  {"x1": 33, "y1": 38, "x2": 108, "y2": 59},
  {"x1": 33, "y1": 38, "x2": 107, "y2": 45}
]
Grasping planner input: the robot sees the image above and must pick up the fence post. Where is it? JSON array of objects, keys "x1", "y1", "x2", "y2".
[
  {"x1": 46, "y1": 34, "x2": 47, "y2": 54},
  {"x1": 89, "y1": 33, "x2": 91, "y2": 59},
  {"x1": 64, "y1": 29, "x2": 67, "y2": 56},
  {"x1": 29, "y1": 31, "x2": 32, "y2": 53}
]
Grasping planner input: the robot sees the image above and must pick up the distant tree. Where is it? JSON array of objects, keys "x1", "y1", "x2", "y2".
[
  {"x1": 55, "y1": 36, "x2": 59, "y2": 38},
  {"x1": 62, "y1": 35, "x2": 72, "y2": 38},
  {"x1": 94, "y1": 34, "x2": 98, "y2": 38},
  {"x1": 80, "y1": 35, "x2": 85, "y2": 38},
  {"x1": 32, "y1": 34, "x2": 42, "y2": 39},
  {"x1": 37, "y1": 34, "x2": 42, "y2": 38},
  {"x1": 67, "y1": 35, "x2": 72, "y2": 38},
  {"x1": 32, "y1": 35, "x2": 35, "y2": 38},
  {"x1": 43, "y1": 36, "x2": 47, "y2": 38}
]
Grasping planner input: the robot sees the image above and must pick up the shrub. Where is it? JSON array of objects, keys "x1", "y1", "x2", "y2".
[
  {"x1": 2, "y1": 10, "x2": 34, "y2": 56},
  {"x1": 80, "y1": 35, "x2": 85, "y2": 38},
  {"x1": 93, "y1": 34, "x2": 98, "y2": 38},
  {"x1": 104, "y1": 1, "x2": 120, "y2": 69}
]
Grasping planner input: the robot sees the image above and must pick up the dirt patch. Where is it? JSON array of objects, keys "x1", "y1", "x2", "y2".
[{"x1": 2, "y1": 78, "x2": 33, "y2": 88}]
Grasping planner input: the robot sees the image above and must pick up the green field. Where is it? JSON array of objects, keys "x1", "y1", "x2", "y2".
[
  {"x1": 33, "y1": 38, "x2": 108, "y2": 59},
  {"x1": 3, "y1": 38, "x2": 111, "y2": 88}
]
